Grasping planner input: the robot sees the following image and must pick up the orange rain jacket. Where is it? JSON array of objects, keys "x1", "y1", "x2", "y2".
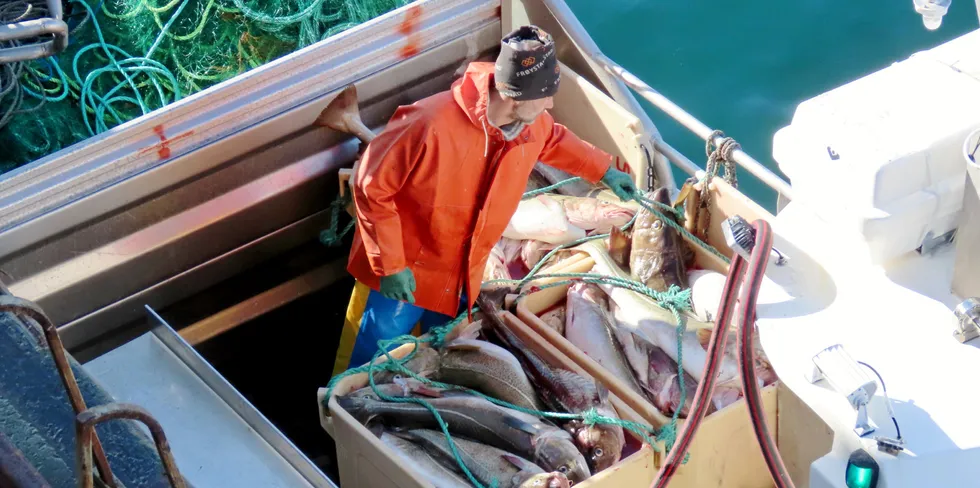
[{"x1": 347, "y1": 62, "x2": 614, "y2": 317}]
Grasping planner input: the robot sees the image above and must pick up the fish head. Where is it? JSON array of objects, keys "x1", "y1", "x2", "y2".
[
  {"x1": 646, "y1": 188, "x2": 677, "y2": 245},
  {"x1": 391, "y1": 376, "x2": 445, "y2": 398},
  {"x1": 534, "y1": 433, "x2": 591, "y2": 485},
  {"x1": 503, "y1": 453, "x2": 563, "y2": 488},
  {"x1": 632, "y1": 188, "x2": 688, "y2": 291},
  {"x1": 335, "y1": 395, "x2": 379, "y2": 425},
  {"x1": 565, "y1": 410, "x2": 625, "y2": 474},
  {"x1": 518, "y1": 472, "x2": 571, "y2": 488},
  {"x1": 373, "y1": 346, "x2": 440, "y2": 383},
  {"x1": 579, "y1": 425, "x2": 625, "y2": 473}
]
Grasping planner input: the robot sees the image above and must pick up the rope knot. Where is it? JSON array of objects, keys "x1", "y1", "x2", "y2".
[
  {"x1": 581, "y1": 407, "x2": 603, "y2": 427},
  {"x1": 657, "y1": 285, "x2": 692, "y2": 313},
  {"x1": 656, "y1": 421, "x2": 678, "y2": 451},
  {"x1": 704, "y1": 129, "x2": 740, "y2": 189},
  {"x1": 428, "y1": 323, "x2": 455, "y2": 349}
]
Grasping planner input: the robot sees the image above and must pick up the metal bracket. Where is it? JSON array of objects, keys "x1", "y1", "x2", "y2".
[
  {"x1": 875, "y1": 436, "x2": 905, "y2": 456},
  {"x1": 855, "y1": 403, "x2": 877, "y2": 438},
  {"x1": 917, "y1": 229, "x2": 956, "y2": 256},
  {"x1": 0, "y1": 0, "x2": 69, "y2": 64},
  {"x1": 954, "y1": 298, "x2": 980, "y2": 343}
]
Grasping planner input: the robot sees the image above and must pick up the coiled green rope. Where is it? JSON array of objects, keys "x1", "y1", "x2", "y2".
[{"x1": 2, "y1": 0, "x2": 414, "y2": 172}]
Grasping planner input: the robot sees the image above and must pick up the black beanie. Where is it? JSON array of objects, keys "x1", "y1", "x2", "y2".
[{"x1": 494, "y1": 25, "x2": 560, "y2": 101}]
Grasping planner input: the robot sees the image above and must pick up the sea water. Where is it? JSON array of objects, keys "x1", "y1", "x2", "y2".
[{"x1": 568, "y1": 0, "x2": 978, "y2": 211}]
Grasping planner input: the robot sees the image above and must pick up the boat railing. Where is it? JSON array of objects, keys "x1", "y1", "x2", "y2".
[{"x1": 597, "y1": 53, "x2": 797, "y2": 203}]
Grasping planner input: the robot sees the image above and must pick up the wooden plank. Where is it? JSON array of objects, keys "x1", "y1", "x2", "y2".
[{"x1": 179, "y1": 258, "x2": 348, "y2": 345}]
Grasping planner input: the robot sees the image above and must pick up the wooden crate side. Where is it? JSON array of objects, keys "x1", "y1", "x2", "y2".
[
  {"x1": 690, "y1": 179, "x2": 777, "y2": 273},
  {"x1": 776, "y1": 383, "x2": 834, "y2": 488},
  {"x1": 548, "y1": 62, "x2": 648, "y2": 189},
  {"x1": 669, "y1": 386, "x2": 778, "y2": 488}
]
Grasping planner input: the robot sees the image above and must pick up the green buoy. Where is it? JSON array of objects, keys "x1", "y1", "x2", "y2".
[{"x1": 845, "y1": 449, "x2": 879, "y2": 488}]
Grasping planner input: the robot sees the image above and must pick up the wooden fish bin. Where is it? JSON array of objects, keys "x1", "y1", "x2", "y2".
[
  {"x1": 511, "y1": 178, "x2": 831, "y2": 488},
  {"x1": 318, "y1": 312, "x2": 671, "y2": 488}
]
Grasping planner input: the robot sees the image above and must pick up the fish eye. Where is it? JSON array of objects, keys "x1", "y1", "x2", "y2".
[
  {"x1": 558, "y1": 465, "x2": 569, "y2": 474},
  {"x1": 593, "y1": 447, "x2": 604, "y2": 458},
  {"x1": 653, "y1": 220, "x2": 663, "y2": 230}
]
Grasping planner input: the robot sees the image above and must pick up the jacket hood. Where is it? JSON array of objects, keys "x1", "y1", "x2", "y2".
[{"x1": 451, "y1": 62, "x2": 495, "y2": 129}]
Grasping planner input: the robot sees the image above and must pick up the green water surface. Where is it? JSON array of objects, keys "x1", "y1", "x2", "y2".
[{"x1": 567, "y1": 0, "x2": 978, "y2": 211}]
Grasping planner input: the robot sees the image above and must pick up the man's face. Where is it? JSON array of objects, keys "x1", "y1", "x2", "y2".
[{"x1": 510, "y1": 96, "x2": 554, "y2": 124}]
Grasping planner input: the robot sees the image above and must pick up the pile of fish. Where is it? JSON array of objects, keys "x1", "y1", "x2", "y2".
[
  {"x1": 336, "y1": 314, "x2": 627, "y2": 487},
  {"x1": 497, "y1": 173, "x2": 778, "y2": 417}
]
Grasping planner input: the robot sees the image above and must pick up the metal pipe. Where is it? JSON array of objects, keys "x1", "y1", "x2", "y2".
[
  {"x1": 593, "y1": 53, "x2": 795, "y2": 201},
  {"x1": 76, "y1": 403, "x2": 186, "y2": 488},
  {"x1": 0, "y1": 11, "x2": 68, "y2": 64},
  {"x1": 540, "y1": 0, "x2": 677, "y2": 190},
  {"x1": 0, "y1": 296, "x2": 117, "y2": 487},
  {"x1": 653, "y1": 139, "x2": 701, "y2": 177}
]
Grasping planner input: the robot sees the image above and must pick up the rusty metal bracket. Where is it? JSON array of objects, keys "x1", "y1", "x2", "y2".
[
  {"x1": 0, "y1": 294, "x2": 117, "y2": 487},
  {"x1": 76, "y1": 403, "x2": 186, "y2": 488},
  {"x1": 0, "y1": 431, "x2": 52, "y2": 488}
]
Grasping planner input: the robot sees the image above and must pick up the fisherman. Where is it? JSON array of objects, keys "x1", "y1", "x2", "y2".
[{"x1": 333, "y1": 25, "x2": 637, "y2": 375}]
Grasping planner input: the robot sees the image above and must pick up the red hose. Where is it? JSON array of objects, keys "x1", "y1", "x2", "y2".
[
  {"x1": 649, "y1": 219, "x2": 790, "y2": 488},
  {"x1": 648, "y1": 246, "x2": 746, "y2": 487},
  {"x1": 736, "y1": 219, "x2": 795, "y2": 488}
]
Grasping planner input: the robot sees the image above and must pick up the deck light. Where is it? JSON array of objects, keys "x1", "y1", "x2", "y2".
[
  {"x1": 913, "y1": 0, "x2": 951, "y2": 30},
  {"x1": 808, "y1": 344, "x2": 878, "y2": 437}
]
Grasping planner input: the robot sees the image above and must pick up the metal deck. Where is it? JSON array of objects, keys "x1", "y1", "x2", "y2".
[{"x1": 85, "y1": 306, "x2": 336, "y2": 488}]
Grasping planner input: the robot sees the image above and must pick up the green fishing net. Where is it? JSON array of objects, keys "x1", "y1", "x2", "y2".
[{"x1": 0, "y1": 0, "x2": 412, "y2": 173}]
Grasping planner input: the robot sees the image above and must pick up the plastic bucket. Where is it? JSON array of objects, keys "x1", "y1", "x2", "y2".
[{"x1": 952, "y1": 128, "x2": 980, "y2": 298}]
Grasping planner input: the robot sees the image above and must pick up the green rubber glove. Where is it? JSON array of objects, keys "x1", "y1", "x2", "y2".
[
  {"x1": 379, "y1": 268, "x2": 417, "y2": 304},
  {"x1": 601, "y1": 167, "x2": 638, "y2": 202}
]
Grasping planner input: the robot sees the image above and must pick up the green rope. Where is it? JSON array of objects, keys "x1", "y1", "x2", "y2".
[
  {"x1": 3, "y1": 0, "x2": 415, "y2": 171},
  {"x1": 632, "y1": 191, "x2": 685, "y2": 222},
  {"x1": 324, "y1": 309, "x2": 672, "y2": 484},
  {"x1": 319, "y1": 192, "x2": 355, "y2": 247},
  {"x1": 521, "y1": 176, "x2": 583, "y2": 200}
]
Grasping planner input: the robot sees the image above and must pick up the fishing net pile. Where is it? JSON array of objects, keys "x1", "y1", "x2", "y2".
[
  {"x1": 0, "y1": 0, "x2": 412, "y2": 173},
  {"x1": 324, "y1": 167, "x2": 782, "y2": 487}
]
